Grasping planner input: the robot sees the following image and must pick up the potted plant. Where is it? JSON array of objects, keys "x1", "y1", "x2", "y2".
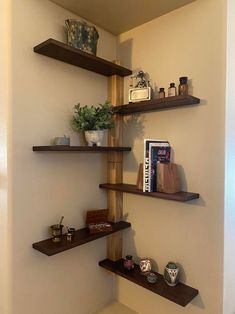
[{"x1": 71, "y1": 101, "x2": 115, "y2": 146}]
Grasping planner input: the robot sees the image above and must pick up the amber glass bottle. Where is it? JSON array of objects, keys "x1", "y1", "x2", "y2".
[
  {"x1": 159, "y1": 87, "x2": 165, "y2": 98},
  {"x1": 178, "y1": 77, "x2": 188, "y2": 95}
]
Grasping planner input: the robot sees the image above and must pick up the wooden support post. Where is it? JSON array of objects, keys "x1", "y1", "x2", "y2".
[{"x1": 107, "y1": 73, "x2": 124, "y2": 261}]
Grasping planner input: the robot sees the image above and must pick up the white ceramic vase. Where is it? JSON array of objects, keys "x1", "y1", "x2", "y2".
[{"x1": 84, "y1": 130, "x2": 104, "y2": 146}]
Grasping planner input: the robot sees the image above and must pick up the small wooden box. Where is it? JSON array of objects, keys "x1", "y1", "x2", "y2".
[
  {"x1": 157, "y1": 163, "x2": 180, "y2": 194},
  {"x1": 86, "y1": 209, "x2": 112, "y2": 233}
]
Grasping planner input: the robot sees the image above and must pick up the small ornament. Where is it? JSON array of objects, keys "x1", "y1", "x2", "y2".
[
  {"x1": 129, "y1": 70, "x2": 152, "y2": 103},
  {"x1": 147, "y1": 272, "x2": 158, "y2": 284},
  {"x1": 140, "y1": 258, "x2": 152, "y2": 275},
  {"x1": 66, "y1": 227, "x2": 76, "y2": 242},
  {"x1": 124, "y1": 255, "x2": 134, "y2": 271},
  {"x1": 164, "y1": 262, "x2": 180, "y2": 286}
]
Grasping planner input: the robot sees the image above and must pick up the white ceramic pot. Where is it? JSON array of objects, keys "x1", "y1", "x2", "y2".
[{"x1": 84, "y1": 130, "x2": 104, "y2": 146}]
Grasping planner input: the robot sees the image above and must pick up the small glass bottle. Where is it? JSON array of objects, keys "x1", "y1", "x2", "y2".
[
  {"x1": 159, "y1": 87, "x2": 165, "y2": 98},
  {"x1": 168, "y1": 83, "x2": 176, "y2": 97},
  {"x1": 178, "y1": 77, "x2": 188, "y2": 95}
]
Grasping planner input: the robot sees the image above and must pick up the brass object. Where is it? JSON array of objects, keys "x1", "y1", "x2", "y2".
[{"x1": 50, "y1": 224, "x2": 64, "y2": 242}]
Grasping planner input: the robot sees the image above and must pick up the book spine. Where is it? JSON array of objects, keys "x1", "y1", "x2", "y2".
[
  {"x1": 143, "y1": 140, "x2": 150, "y2": 192},
  {"x1": 143, "y1": 139, "x2": 169, "y2": 192}
]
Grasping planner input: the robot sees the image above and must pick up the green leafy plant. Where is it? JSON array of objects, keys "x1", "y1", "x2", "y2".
[{"x1": 71, "y1": 101, "x2": 116, "y2": 132}]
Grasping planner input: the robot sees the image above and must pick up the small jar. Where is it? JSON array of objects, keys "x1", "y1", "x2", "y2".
[
  {"x1": 124, "y1": 255, "x2": 134, "y2": 270},
  {"x1": 159, "y1": 87, "x2": 165, "y2": 98},
  {"x1": 168, "y1": 83, "x2": 176, "y2": 97},
  {"x1": 67, "y1": 227, "x2": 76, "y2": 242},
  {"x1": 178, "y1": 77, "x2": 188, "y2": 95},
  {"x1": 164, "y1": 261, "x2": 180, "y2": 286}
]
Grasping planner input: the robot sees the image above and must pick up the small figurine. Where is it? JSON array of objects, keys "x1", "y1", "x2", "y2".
[
  {"x1": 134, "y1": 71, "x2": 150, "y2": 88},
  {"x1": 164, "y1": 261, "x2": 180, "y2": 286},
  {"x1": 124, "y1": 255, "x2": 135, "y2": 271},
  {"x1": 129, "y1": 70, "x2": 152, "y2": 103}
]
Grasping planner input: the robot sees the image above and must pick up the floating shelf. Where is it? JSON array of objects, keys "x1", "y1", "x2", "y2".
[
  {"x1": 99, "y1": 258, "x2": 198, "y2": 307},
  {"x1": 34, "y1": 39, "x2": 132, "y2": 77},
  {"x1": 99, "y1": 183, "x2": 199, "y2": 202},
  {"x1": 32, "y1": 146, "x2": 131, "y2": 152},
  {"x1": 115, "y1": 95, "x2": 200, "y2": 115},
  {"x1": 33, "y1": 221, "x2": 131, "y2": 256}
]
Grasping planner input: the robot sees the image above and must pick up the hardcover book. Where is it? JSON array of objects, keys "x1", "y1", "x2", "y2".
[{"x1": 143, "y1": 139, "x2": 170, "y2": 192}]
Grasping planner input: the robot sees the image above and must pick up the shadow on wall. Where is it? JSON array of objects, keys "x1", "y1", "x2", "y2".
[
  {"x1": 117, "y1": 39, "x2": 133, "y2": 69},
  {"x1": 123, "y1": 114, "x2": 145, "y2": 175}
]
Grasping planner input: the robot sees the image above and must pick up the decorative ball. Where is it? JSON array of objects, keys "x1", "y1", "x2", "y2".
[{"x1": 140, "y1": 258, "x2": 152, "y2": 274}]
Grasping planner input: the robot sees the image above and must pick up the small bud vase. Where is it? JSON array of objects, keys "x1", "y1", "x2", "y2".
[
  {"x1": 164, "y1": 262, "x2": 180, "y2": 286},
  {"x1": 124, "y1": 255, "x2": 134, "y2": 271}
]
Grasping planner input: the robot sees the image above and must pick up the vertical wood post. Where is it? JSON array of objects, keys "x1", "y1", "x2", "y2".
[{"x1": 107, "y1": 74, "x2": 124, "y2": 261}]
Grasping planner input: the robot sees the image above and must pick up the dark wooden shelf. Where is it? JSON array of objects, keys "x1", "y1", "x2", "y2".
[
  {"x1": 34, "y1": 38, "x2": 132, "y2": 77},
  {"x1": 99, "y1": 258, "x2": 198, "y2": 307},
  {"x1": 32, "y1": 146, "x2": 131, "y2": 152},
  {"x1": 33, "y1": 221, "x2": 131, "y2": 256},
  {"x1": 115, "y1": 95, "x2": 200, "y2": 115},
  {"x1": 99, "y1": 183, "x2": 199, "y2": 202}
]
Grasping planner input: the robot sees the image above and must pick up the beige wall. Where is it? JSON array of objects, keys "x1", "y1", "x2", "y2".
[
  {"x1": 0, "y1": 1, "x2": 12, "y2": 313},
  {"x1": 224, "y1": 0, "x2": 235, "y2": 313},
  {"x1": 117, "y1": 0, "x2": 226, "y2": 313},
  {"x1": 10, "y1": 0, "x2": 117, "y2": 313}
]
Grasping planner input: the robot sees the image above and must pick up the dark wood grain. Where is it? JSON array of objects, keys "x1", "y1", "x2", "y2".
[
  {"x1": 115, "y1": 95, "x2": 200, "y2": 115},
  {"x1": 34, "y1": 39, "x2": 132, "y2": 77},
  {"x1": 32, "y1": 221, "x2": 131, "y2": 256},
  {"x1": 99, "y1": 183, "x2": 199, "y2": 202},
  {"x1": 99, "y1": 258, "x2": 198, "y2": 307},
  {"x1": 32, "y1": 146, "x2": 131, "y2": 152}
]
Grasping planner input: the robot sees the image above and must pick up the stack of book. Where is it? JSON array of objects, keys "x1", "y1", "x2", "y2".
[{"x1": 143, "y1": 139, "x2": 171, "y2": 192}]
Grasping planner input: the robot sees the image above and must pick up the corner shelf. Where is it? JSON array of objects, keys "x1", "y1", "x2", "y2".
[
  {"x1": 115, "y1": 95, "x2": 200, "y2": 115},
  {"x1": 99, "y1": 183, "x2": 199, "y2": 202},
  {"x1": 32, "y1": 146, "x2": 131, "y2": 152},
  {"x1": 99, "y1": 258, "x2": 198, "y2": 307},
  {"x1": 32, "y1": 221, "x2": 131, "y2": 256},
  {"x1": 34, "y1": 38, "x2": 132, "y2": 77}
]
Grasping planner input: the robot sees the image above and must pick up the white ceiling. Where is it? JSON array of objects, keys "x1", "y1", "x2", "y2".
[{"x1": 51, "y1": 0, "x2": 196, "y2": 35}]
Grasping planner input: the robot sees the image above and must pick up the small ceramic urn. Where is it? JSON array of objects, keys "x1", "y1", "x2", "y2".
[
  {"x1": 124, "y1": 255, "x2": 134, "y2": 271},
  {"x1": 164, "y1": 262, "x2": 180, "y2": 286}
]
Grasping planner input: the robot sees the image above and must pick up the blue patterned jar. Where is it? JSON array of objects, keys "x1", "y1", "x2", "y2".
[
  {"x1": 164, "y1": 262, "x2": 180, "y2": 286},
  {"x1": 65, "y1": 19, "x2": 99, "y2": 55}
]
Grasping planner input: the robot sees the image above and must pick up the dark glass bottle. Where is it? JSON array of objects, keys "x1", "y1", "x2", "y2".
[
  {"x1": 178, "y1": 77, "x2": 188, "y2": 95},
  {"x1": 159, "y1": 87, "x2": 165, "y2": 98}
]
